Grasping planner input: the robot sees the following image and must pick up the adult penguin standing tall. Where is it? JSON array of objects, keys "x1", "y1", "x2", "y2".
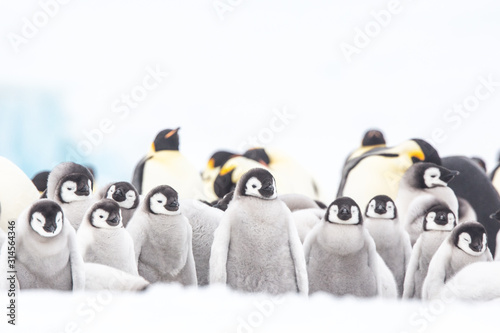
[
  {"x1": 132, "y1": 128, "x2": 204, "y2": 200},
  {"x1": 337, "y1": 138, "x2": 441, "y2": 212},
  {"x1": 441, "y1": 156, "x2": 500, "y2": 255}
]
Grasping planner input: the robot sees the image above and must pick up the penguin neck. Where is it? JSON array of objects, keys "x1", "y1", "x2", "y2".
[
  {"x1": 364, "y1": 217, "x2": 400, "y2": 248},
  {"x1": 317, "y1": 222, "x2": 366, "y2": 254}
]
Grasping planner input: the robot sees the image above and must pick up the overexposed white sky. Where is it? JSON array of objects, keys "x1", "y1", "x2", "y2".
[{"x1": 1, "y1": 0, "x2": 500, "y2": 200}]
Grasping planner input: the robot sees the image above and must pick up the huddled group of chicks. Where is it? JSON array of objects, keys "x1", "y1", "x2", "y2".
[{"x1": 1, "y1": 128, "x2": 500, "y2": 301}]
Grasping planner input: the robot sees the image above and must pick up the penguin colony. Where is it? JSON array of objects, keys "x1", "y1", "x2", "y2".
[{"x1": 1, "y1": 128, "x2": 500, "y2": 303}]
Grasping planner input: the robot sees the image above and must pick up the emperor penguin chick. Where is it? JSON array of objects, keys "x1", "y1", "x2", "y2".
[
  {"x1": 209, "y1": 168, "x2": 308, "y2": 295},
  {"x1": 46, "y1": 162, "x2": 95, "y2": 230},
  {"x1": 303, "y1": 197, "x2": 397, "y2": 298},
  {"x1": 0, "y1": 199, "x2": 85, "y2": 291},
  {"x1": 403, "y1": 205, "x2": 456, "y2": 299},
  {"x1": 97, "y1": 182, "x2": 140, "y2": 227},
  {"x1": 364, "y1": 195, "x2": 411, "y2": 297},
  {"x1": 397, "y1": 162, "x2": 459, "y2": 244},
  {"x1": 127, "y1": 185, "x2": 197, "y2": 286},
  {"x1": 77, "y1": 199, "x2": 137, "y2": 275},
  {"x1": 422, "y1": 221, "x2": 493, "y2": 300}
]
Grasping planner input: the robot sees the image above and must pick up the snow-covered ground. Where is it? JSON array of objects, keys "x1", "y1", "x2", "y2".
[
  {"x1": 2, "y1": 0, "x2": 500, "y2": 332},
  {"x1": 2, "y1": 283, "x2": 499, "y2": 333}
]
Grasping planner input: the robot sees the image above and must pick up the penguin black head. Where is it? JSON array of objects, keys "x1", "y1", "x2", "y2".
[
  {"x1": 207, "y1": 151, "x2": 238, "y2": 170},
  {"x1": 326, "y1": 197, "x2": 362, "y2": 225},
  {"x1": 105, "y1": 182, "x2": 139, "y2": 210},
  {"x1": 213, "y1": 191, "x2": 234, "y2": 211},
  {"x1": 471, "y1": 157, "x2": 487, "y2": 172},
  {"x1": 407, "y1": 162, "x2": 459, "y2": 189},
  {"x1": 152, "y1": 128, "x2": 180, "y2": 151},
  {"x1": 243, "y1": 148, "x2": 271, "y2": 166},
  {"x1": 29, "y1": 199, "x2": 64, "y2": 237},
  {"x1": 237, "y1": 168, "x2": 277, "y2": 200},
  {"x1": 58, "y1": 174, "x2": 93, "y2": 203},
  {"x1": 365, "y1": 195, "x2": 397, "y2": 220},
  {"x1": 32, "y1": 171, "x2": 50, "y2": 192},
  {"x1": 146, "y1": 185, "x2": 180, "y2": 215},
  {"x1": 89, "y1": 199, "x2": 122, "y2": 229},
  {"x1": 361, "y1": 129, "x2": 386, "y2": 147},
  {"x1": 452, "y1": 222, "x2": 487, "y2": 256},
  {"x1": 423, "y1": 205, "x2": 456, "y2": 231},
  {"x1": 412, "y1": 139, "x2": 441, "y2": 165}
]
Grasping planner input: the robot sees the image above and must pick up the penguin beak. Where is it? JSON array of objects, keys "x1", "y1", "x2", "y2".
[
  {"x1": 490, "y1": 211, "x2": 500, "y2": 221},
  {"x1": 374, "y1": 204, "x2": 386, "y2": 215},
  {"x1": 165, "y1": 127, "x2": 180, "y2": 139},
  {"x1": 166, "y1": 200, "x2": 179, "y2": 211},
  {"x1": 410, "y1": 150, "x2": 426, "y2": 163},
  {"x1": 440, "y1": 170, "x2": 459, "y2": 184},
  {"x1": 258, "y1": 183, "x2": 275, "y2": 198},
  {"x1": 469, "y1": 240, "x2": 483, "y2": 252},
  {"x1": 43, "y1": 222, "x2": 57, "y2": 234},
  {"x1": 106, "y1": 212, "x2": 120, "y2": 226},
  {"x1": 76, "y1": 183, "x2": 90, "y2": 196},
  {"x1": 113, "y1": 188, "x2": 126, "y2": 202},
  {"x1": 338, "y1": 206, "x2": 352, "y2": 221},
  {"x1": 435, "y1": 213, "x2": 448, "y2": 225}
]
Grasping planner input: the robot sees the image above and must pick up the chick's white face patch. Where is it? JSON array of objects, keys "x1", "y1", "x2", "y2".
[
  {"x1": 245, "y1": 177, "x2": 263, "y2": 198},
  {"x1": 424, "y1": 167, "x2": 447, "y2": 188},
  {"x1": 106, "y1": 185, "x2": 116, "y2": 199},
  {"x1": 91, "y1": 208, "x2": 122, "y2": 229},
  {"x1": 121, "y1": 190, "x2": 137, "y2": 209},
  {"x1": 150, "y1": 193, "x2": 179, "y2": 215},
  {"x1": 365, "y1": 200, "x2": 395, "y2": 219},
  {"x1": 425, "y1": 212, "x2": 455, "y2": 231},
  {"x1": 328, "y1": 205, "x2": 360, "y2": 225},
  {"x1": 457, "y1": 232, "x2": 487, "y2": 256},
  {"x1": 30, "y1": 211, "x2": 63, "y2": 237}
]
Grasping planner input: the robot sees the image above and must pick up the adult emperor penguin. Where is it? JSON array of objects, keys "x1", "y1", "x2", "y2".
[
  {"x1": 132, "y1": 128, "x2": 204, "y2": 200},
  {"x1": 180, "y1": 198, "x2": 223, "y2": 286},
  {"x1": 442, "y1": 156, "x2": 500, "y2": 255},
  {"x1": 46, "y1": 162, "x2": 95, "y2": 230},
  {"x1": 396, "y1": 162, "x2": 459, "y2": 244},
  {"x1": 346, "y1": 129, "x2": 387, "y2": 161},
  {"x1": 0, "y1": 199, "x2": 85, "y2": 291},
  {"x1": 243, "y1": 148, "x2": 321, "y2": 200},
  {"x1": 209, "y1": 168, "x2": 308, "y2": 295},
  {"x1": 97, "y1": 182, "x2": 140, "y2": 227},
  {"x1": 77, "y1": 199, "x2": 137, "y2": 275},
  {"x1": 364, "y1": 195, "x2": 411, "y2": 297},
  {"x1": 491, "y1": 161, "x2": 500, "y2": 196},
  {"x1": 489, "y1": 209, "x2": 500, "y2": 259},
  {"x1": 31, "y1": 170, "x2": 50, "y2": 195},
  {"x1": 338, "y1": 139, "x2": 441, "y2": 212},
  {"x1": 201, "y1": 151, "x2": 238, "y2": 202},
  {"x1": 127, "y1": 185, "x2": 197, "y2": 286},
  {"x1": 303, "y1": 197, "x2": 397, "y2": 298},
  {"x1": 421, "y1": 221, "x2": 493, "y2": 300},
  {"x1": 0, "y1": 156, "x2": 40, "y2": 232},
  {"x1": 403, "y1": 205, "x2": 456, "y2": 299}
]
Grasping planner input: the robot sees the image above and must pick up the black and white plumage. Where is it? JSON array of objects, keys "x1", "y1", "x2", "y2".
[
  {"x1": 304, "y1": 197, "x2": 397, "y2": 298},
  {"x1": 0, "y1": 199, "x2": 85, "y2": 291},
  {"x1": 396, "y1": 162, "x2": 459, "y2": 245},
  {"x1": 422, "y1": 221, "x2": 493, "y2": 300},
  {"x1": 127, "y1": 185, "x2": 197, "y2": 286},
  {"x1": 364, "y1": 195, "x2": 411, "y2": 297},
  {"x1": 46, "y1": 162, "x2": 95, "y2": 230},
  {"x1": 132, "y1": 128, "x2": 204, "y2": 200},
  {"x1": 442, "y1": 156, "x2": 500, "y2": 255},
  {"x1": 201, "y1": 151, "x2": 238, "y2": 202},
  {"x1": 403, "y1": 205, "x2": 456, "y2": 299},
  {"x1": 97, "y1": 182, "x2": 140, "y2": 227},
  {"x1": 209, "y1": 168, "x2": 308, "y2": 295},
  {"x1": 77, "y1": 199, "x2": 137, "y2": 275}
]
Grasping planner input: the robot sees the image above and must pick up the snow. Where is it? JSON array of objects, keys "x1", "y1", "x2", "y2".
[
  {"x1": 2, "y1": 0, "x2": 500, "y2": 331},
  {"x1": 1, "y1": 284, "x2": 499, "y2": 333}
]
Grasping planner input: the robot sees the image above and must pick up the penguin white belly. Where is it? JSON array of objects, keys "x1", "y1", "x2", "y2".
[
  {"x1": 225, "y1": 205, "x2": 298, "y2": 294},
  {"x1": 343, "y1": 156, "x2": 409, "y2": 211},
  {"x1": 143, "y1": 152, "x2": 203, "y2": 200},
  {"x1": 138, "y1": 220, "x2": 190, "y2": 283},
  {"x1": 0, "y1": 157, "x2": 40, "y2": 232},
  {"x1": 492, "y1": 170, "x2": 500, "y2": 196}
]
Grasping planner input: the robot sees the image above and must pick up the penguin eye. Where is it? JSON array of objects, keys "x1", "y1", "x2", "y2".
[
  {"x1": 252, "y1": 185, "x2": 257, "y2": 189},
  {"x1": 37, "y1": 218, "x2": 42, "y2": 223},
  {"x1": 157, "y1": 200, "x2": 163, "y2": 203},
  {"x1": 99, "y1": 215, "x2": 104, "y2": 219}
]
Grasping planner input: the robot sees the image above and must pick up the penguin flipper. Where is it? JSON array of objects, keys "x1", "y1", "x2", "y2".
[
  {"x1": 287, "y1": 210, "x2": 308, "y2": 295},
  {"x1": 132, "y1": 155, "x2": 151, "y2": 195},
  {"x1": 67, "y1": 225, "x2": 85, "y2": 291},
  {"x1": 209, "y1": 214, "x2": 231, "y2": 285},
  {"x1": 402, "y1": 236, "x2": 422, "y2": 299},
  {"x1": 422, "y1": 242, "x2": 452, "y2": 300}
]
